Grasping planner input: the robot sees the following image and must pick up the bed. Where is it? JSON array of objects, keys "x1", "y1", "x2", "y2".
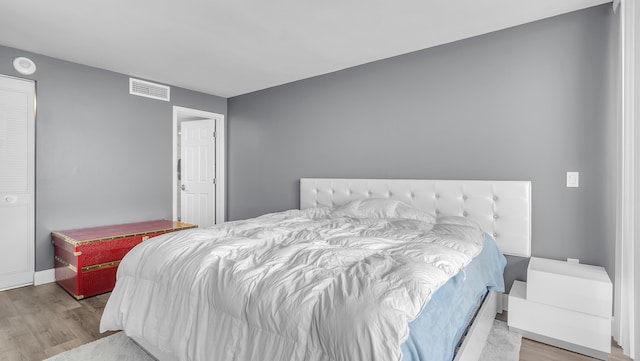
[{"x1": 100, "y1": 178, "x2": 531, "y2": 361}]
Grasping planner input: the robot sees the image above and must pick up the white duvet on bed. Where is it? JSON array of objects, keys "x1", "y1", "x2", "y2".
[{"x1": 100, "y1": 205, "x2": 484, "y2": 361}]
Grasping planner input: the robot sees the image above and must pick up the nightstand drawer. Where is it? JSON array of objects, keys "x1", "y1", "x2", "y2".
[
  {"x1": 509, "y1": 280, "x2": 611, "y2": 360},
  {"x1": 526, "y1": 257, "x2": 612, "y2": 317}
]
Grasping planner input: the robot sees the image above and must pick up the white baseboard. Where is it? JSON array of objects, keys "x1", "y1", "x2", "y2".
[{"x1": 34, "y1": 268, "x2": 56, "y2": 286}]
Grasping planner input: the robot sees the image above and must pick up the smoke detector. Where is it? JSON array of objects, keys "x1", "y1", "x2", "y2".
[{"x1": 13, "y1": 57, "x2": 36, "y2": 75}]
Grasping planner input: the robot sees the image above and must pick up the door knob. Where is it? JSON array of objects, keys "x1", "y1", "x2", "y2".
[{"x1": 181, "y1": 184, "x2": 186, "y2": 191}]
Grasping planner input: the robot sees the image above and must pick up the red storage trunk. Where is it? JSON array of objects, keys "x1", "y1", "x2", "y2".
[{"x1": 52, "y1": 219, "x2": 197, "y2": 299}]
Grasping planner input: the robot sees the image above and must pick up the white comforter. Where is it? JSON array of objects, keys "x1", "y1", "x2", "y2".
[{"x1": 100, "y1": 207, "x2": 484, "y2": 361}]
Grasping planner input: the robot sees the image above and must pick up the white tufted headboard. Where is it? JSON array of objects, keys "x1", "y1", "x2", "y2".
[{"x1": 300, "y1": 178, "x2": 531, "y2": 257}]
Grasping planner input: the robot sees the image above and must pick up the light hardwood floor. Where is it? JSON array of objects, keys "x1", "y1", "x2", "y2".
[
  {"x1": 0, "y1": 283, "x2": 633, "y2": 361},
  {"x1": 0, "y1": 283, "x2": 115, "y2": 360},
  {"x1": 495, "y1": 312, "x2": 631, "y2": 361}
]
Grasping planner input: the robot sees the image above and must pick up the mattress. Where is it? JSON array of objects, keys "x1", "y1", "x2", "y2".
[
  {"x1": 401, "y1": 233, "x2": 506, "y2": 361},
  {"x1": 100, "y1": 200, "x2": 503, "y2": 361}
]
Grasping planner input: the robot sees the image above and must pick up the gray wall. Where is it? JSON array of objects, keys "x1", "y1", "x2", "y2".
[
  {"x1": 228, "y1": 5, "x2": 618, "y2": 287},
  {"x1": 0, "y1": 45, "x2": 227, "y2": 271}
]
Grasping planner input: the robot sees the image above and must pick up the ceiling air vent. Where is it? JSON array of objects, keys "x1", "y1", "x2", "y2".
[{"x1": 129, "y1": 78, "x2": 170, "y2": 101}]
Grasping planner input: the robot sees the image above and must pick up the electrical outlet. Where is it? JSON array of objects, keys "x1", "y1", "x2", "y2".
[{"x1": 567, "y1": 172, "x2": 579, "y2": 187}]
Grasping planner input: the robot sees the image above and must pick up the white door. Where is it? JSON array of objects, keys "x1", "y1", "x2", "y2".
[
  {"x1": 0, "y1": 75, "x2": 35, "y2": 291},
  {"x1": 180, "y1": 119, "x2": 216, "y2": 227}
]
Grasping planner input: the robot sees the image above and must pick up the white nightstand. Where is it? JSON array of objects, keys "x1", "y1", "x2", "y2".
[{"x1": 508, "y1": 257, "x2": 612, "y2": 360}]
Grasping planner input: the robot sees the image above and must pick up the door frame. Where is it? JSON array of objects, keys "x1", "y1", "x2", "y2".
[{"x1": 172, "y1": 106, "x2": 225, "y2": 224}]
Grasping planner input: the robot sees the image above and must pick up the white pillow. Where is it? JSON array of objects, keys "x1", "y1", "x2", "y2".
[{"x1": 332, "y1": 198, "x2": 435, "y2": 223}]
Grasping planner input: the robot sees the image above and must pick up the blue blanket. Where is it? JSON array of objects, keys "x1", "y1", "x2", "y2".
[{"x1": 401, "y1": 233, "x2": 506, "y2": 361}]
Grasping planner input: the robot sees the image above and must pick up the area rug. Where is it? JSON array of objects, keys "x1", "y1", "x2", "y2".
[
  {"x1": 479, "y1": 320, "x2": 522, "y2": 361},
  {"x1": 43, "y1": 333, "x2": 154, "y2": 361},
  {"x1": 44, "y1": 320, "x2": 521, "y2": 361}
]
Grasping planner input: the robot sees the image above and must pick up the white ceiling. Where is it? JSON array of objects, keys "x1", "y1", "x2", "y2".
[{"x1": 0, "y1": 0, "x2": 611, "y2": 98}]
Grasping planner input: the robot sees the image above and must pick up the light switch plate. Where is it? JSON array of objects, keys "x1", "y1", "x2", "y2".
[{"x1": 567, "y1": 172, "x2": 579, "y2": 187}]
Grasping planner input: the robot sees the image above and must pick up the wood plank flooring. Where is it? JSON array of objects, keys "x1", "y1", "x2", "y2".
[
  {"x1": 0, "y1": 283, "x2": 115, "y2": 361},
  {"x1": 0, "y1": 283, "x2": 633, "y2": 361},
  {"x1": 495, "y1": 312, "x2": 632, "y2": 361}
]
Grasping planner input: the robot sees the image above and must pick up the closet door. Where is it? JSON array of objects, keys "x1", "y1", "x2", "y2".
[{"x1": 0, "y1": 75, "x2": 35, "y2": 290}]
